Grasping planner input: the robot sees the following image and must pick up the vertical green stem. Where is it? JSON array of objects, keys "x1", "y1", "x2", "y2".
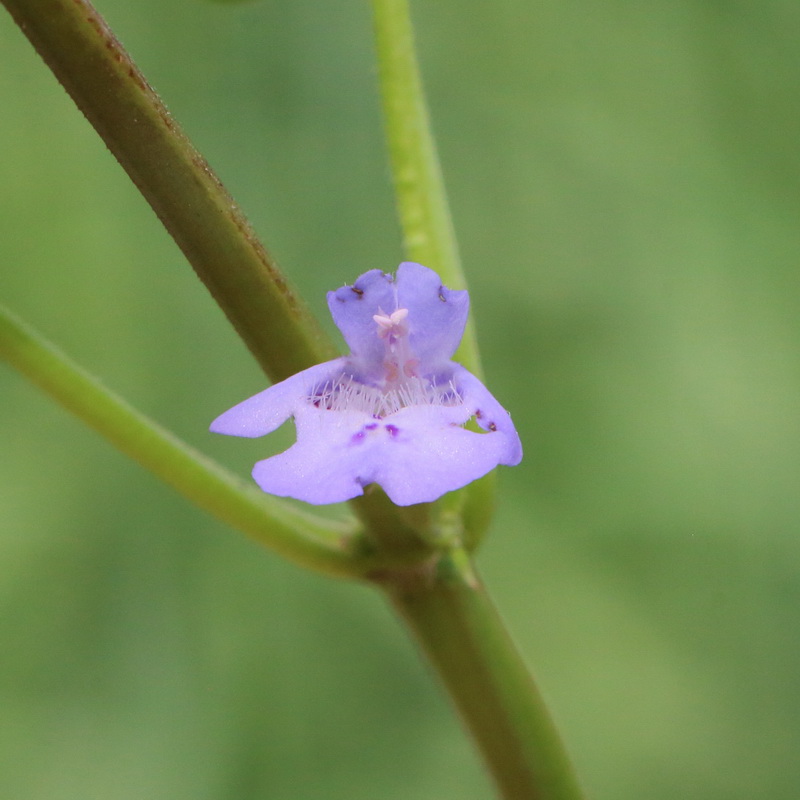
[
  {"x1": 371, "y1": 0, "x2": 496, "y2": 540},
  {"x1": 384, "y1": 552, "x2": 586, "y2": 800},
  {"x1": 370, "y1": 0, "x2": 480, "y2": 374}
]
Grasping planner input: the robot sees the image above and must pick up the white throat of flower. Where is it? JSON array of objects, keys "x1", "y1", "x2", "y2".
[{"x1": 310, "y1": 307, "x2": 461, "y2": 418}]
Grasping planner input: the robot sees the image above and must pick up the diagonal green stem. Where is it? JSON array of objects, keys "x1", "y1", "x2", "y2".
[
  {"x1": 384, "y1": 551, "x2": 586, "y2": 800},
  {"x1": 0, "y1": 304, "x2": 369, "y2": 579},
  {"x1": 0, "y1": 0, "x2": 334, "y2": 383},
  {"x1": 1, "y1": 0, "x2": 421, "y2": 540}
]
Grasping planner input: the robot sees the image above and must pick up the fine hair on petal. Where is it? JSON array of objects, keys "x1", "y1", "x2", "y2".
[{"x1": 308, "y1": 373, "x2": 461, "y2": 418}]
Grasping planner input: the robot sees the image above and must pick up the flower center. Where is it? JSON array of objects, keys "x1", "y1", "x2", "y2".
[
  {"x1": 308, "y1": 307, "x2": 461, "y2": 417},
  {"x1": 373, "y1": 307, "x2": 408, "y2": 341},
  {"x1": 372, "y1": 307, "x2": 420, "y2": 388}
]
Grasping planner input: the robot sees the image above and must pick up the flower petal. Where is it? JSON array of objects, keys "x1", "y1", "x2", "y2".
[
  {"x1": 326, "y1": 269, "x2": 396, "y2": 368},
  {"x1": 367, "y1": 406, "x2": 513, "y2": 505},
  {"x1": 252, "y1": 407, "x2": 377, "y2": 503},
  {"x1": 395, "y1": 262, "x2": 469, "y2": 366},
  {"x1": 209, "y1": 358, "x2": 347, "y2": 438},
  {"x1": 252, "y1": 402, "x2": 516, "y2": 506},
  {"x1": 452, "y1": 365, "x2": 523, "y2": 465}
]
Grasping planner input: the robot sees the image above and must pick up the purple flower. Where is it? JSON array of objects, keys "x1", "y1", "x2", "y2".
[{"x1": 211, "y1": 262, "x2": 522, "y2": 506}]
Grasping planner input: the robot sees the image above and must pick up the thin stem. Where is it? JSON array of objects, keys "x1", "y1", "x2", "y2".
[
  {"x1": 0, "y1": 304, "x2": 370, "y2": 579},
  {"x1": 384, "y1": 551, "x2": 586, "y2": 800},
  {"x1": 0, "y1": 0, "x2": 334, "y2": 383},
  {"x1": 370, "y1": 0, "x2": 480, "y2": 375},
  {"x1": 370, "y1": 0, "x2": 495, "y2": 542}
]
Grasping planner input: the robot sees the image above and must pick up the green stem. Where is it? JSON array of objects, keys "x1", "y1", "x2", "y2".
[
  {"x1": 384, "y1": 551, "x2": 586, "y2": 800},
  {"x1": 2, "y1": 0, "x2": 422, "y2": 540},
  {"x1": 370, "y1": 0, "x2": 480, "y2": 375},
  {"x1": 371, "y1": 0, "x2": 495, "y2": 542},
  {"x1": 0, "y1": 0, "x2": 334, "y2": 383},
  {"x1": 0, "y1": 304, "x2": 369, "y2": 579}
]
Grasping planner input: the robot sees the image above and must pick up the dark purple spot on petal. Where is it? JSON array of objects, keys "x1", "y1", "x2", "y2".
[
  {"x1": 488, "y1": 422, "x2": 498, "y2": 432},
  {"x1": 385, "y1": 424, "x2": 399, "y2": 438},
  {"x1": 351, "y1": 285, "x2": 364, "y2": 297},
  {"x1": 475, "y1": 409, "x2": 483, "y2": 419},
  {"x1": 438, "y1": 287, "x2": 447, "y2": 301},
  {"x1": 351, "y1": 431, "x2": 366, "y2": 444},
  {"x1": 365, "y1": 423, "x2": 378, "y2": 430}
]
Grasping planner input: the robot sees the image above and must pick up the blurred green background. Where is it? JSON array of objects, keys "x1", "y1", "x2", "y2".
[{"x1": 2, "y1": 1, "x2": 799, "y2": 798}]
